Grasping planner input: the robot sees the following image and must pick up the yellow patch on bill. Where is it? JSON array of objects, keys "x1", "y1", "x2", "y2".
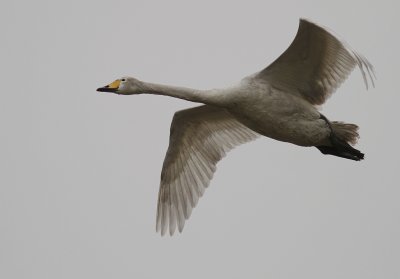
[{"x1": 108, "y1": 79, "x2": 121, "y2": 89}]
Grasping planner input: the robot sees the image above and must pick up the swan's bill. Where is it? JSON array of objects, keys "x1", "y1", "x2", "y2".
[{"x1": 97, "y1": 79, "x2": 121, "y2": 93}]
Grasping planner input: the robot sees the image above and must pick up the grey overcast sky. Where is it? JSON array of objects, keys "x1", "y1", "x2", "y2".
[{"x1": 1, "y1": 0, "x2": 399, "y2": 278}]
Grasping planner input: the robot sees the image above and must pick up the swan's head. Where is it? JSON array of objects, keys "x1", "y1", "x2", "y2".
[{"x1": 97, "y1": 77, "x2": 143, "y2": 95}]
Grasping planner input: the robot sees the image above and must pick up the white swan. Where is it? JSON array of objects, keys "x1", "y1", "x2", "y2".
[{"x1": 97, "y1": 19, "x2": 375, "y2": 236}]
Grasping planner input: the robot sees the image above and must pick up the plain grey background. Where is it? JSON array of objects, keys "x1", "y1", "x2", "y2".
[{"x1": 1, "y1": 0, "x2": 399, "y2": 278}]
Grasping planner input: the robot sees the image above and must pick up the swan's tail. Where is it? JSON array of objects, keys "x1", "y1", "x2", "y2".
[
  {"x1": 317, "y1": 121, "x2": 364, "y2": 161},
  {"x1": 331, "y1": 122, "x2": 359, "y2": 145}
]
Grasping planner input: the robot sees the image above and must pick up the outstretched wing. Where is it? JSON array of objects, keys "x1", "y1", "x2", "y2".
[
  {"x1": 156, "y1": 105, "x2": 259, "y2": 236},
  {"x1": 257, "y1": 18, "x2": 375, "y2": 105}
]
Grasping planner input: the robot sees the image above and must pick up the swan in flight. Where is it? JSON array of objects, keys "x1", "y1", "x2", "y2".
[{"x1": 97, "y1": 19, "x2": 375, "y2": 236}]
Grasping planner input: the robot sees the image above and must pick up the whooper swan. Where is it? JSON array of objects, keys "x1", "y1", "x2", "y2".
[{"x1": 97, "y1": 19, "x2": 375, "y2": 236}]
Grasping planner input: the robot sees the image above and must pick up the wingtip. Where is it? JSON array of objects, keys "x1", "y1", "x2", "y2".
[
  {"x1": 357, "y1": 53, "x2": 376, "y2": 90},
  {"x1": 299, "y1": 17, "x2": 318, "y2": 26}
]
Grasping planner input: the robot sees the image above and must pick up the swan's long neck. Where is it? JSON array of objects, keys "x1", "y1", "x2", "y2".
[{"x1": 140, "y1": 81, "x2": 227, "y2": 106}]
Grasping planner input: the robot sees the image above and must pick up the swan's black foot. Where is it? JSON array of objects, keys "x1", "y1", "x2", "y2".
[{"x1": 317, "y1": 134, "x2": 364, "y2": 161}]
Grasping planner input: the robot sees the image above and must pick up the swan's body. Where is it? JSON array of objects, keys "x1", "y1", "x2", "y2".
[
  {"x1": 221, "y1": 78, "x2": 329, "y2": 146},
  {"x1": 97, "y1": 19, "x2": 375, "y2": 236}
]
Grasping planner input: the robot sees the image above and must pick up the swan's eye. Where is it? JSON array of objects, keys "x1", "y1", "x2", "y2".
[{"x1": 121, "y1": 79, "x2": 126, "y2": 82}]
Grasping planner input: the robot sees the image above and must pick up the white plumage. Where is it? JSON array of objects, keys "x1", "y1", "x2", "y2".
[
  {"x1": 97, "y1": 19, "x2": 375, "y2": 236},
  {"x1": 157, "y1": 106, "x2": 259, "y2": 235}
]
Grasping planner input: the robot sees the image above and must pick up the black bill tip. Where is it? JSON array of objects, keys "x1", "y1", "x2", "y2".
[{"x1": 97, "y1": 86, "x2": 117, "y2": 93}]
